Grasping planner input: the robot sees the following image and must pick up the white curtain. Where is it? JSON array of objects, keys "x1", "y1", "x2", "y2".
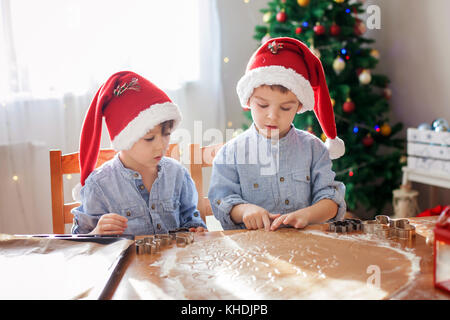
[{"x1": 0, "y1": 0, "x2": 225, "y2": 234}]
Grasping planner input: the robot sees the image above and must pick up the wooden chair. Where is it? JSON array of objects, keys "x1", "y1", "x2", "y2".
[
  {"x1": 189, "y1": 143, "x2": 224, "y2": 222},
  {"x1": 49, "y1": 144, "x2": 180, "y2": 234}
]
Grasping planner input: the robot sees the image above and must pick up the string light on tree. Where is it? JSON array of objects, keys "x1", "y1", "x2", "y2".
[
  {"x1": 370, "y1": 49, "x2": 380, "y2": 59},
  {"x1": 263, "y1": 12, "x2": 272, "y2": 23},
  {"x1": 383, "y1": 87, "x2": 392, "y2": 100}
]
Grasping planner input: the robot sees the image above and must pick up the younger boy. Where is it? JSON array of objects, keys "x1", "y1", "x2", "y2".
[
  {"x1": 208, "y1": 37, "x2": 346, "y2": 231},
  {"x1": 71, "y1": 71, "x2": 206, "y2": 235}
]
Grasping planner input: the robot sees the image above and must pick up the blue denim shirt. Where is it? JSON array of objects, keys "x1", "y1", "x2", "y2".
[
  {"x1": 72, "y1": 155, "x2": 206, "y2": 235},
  {"x1": 208, "y1": 123, "x2": 346, "y2": 230}
]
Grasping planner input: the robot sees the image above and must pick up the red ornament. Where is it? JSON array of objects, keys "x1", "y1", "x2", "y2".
[
  {"x1": 313, "y1": 23, "x2": 325, "y2": 35},
  {"x1": 276, "y1": 11, "x2": 287, "y2": 23},
  {"x1": 295, "y1": 27, "x2": 303, "y2": 34},
  {"x1": 330, "y1": 23, "x2": 341, "y2": 36},
  {"x1": 342, "y1": 99, "x2": 355, "y2": 113},
  {"x1": 362, "y1": 134, "x2": 374, "y2": 147}
]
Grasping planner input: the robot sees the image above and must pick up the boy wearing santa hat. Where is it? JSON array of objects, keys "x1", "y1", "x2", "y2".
[
  {"x1": 71, "y1": 71, "x2": 206, "y2": 235},
  {"x1": 208, "y1": 37, "x2": 346, "y2": 231}
]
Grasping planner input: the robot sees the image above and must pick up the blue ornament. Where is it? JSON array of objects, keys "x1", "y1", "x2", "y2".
[
  {"x1": 432, "y1": 118, "x2": 449, "y2": 131},
  {"x1": 417, "y1": 123, "x2": 431, "y2": 130}
]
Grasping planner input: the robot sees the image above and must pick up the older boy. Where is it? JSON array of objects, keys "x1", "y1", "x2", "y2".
[{"x1": 208, "y1": 37, "x2": 346, "y2": 231}]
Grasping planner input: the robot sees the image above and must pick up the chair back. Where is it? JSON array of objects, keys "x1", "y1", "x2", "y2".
[{"x1": 189, "y1": 143, "x2": 223, "y2": 222}]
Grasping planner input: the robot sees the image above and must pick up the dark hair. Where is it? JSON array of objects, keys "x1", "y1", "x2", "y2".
[
  {"x1": 261, "y1": 84, "x2": 290, "y2": 94},
  {"x1": 160, "y1": 120, "x2": 174, "y2": 135}
]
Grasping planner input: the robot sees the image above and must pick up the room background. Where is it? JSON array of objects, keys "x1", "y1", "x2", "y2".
[{"x1": 1, "y1": 0, "x2": 449, "y2": 234}]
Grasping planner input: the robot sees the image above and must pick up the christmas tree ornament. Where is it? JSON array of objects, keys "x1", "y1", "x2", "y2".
[
  {"x1": 321, "y1": 133, "x2": 327, "y2": 142},
  {"x1": 307, "y1": 126, "x2": 315, "y2": 135},
  {"x1": 331, "y1": 98, "x2": 335, "y2": 108},
  {"x1": 354, "y1": 19, "x2": 367, "y2": 36},
  {"x1": 432, "y1": 118, "x2": 449, "y2": 131},
  {"x1": 417, "y1": 122, "x2": 431, "y2": 130},
  {"x1": 295, "y1": 26, "x2": 303, "y2": 35},
  {"x1": 263, "y1": 11, "x2": 272, "y2": 23},
  {"x1": 370, "y1": 49, "x2": 380, "y2": 59},
  {"x1": 380, "y1": 123, "x2": 392, "y2": 136},
  {"x1": 435, "y1": 124, "x2": 449, "y2": 132},
  {"x1": 342, "y1": 98, "x2": 355, "y2": 113},
  {"x1": 359, "y1": 69, "x2": 372, "y2": 85},
  {"x1": 333, "y1": 56, "x2": 346, "y2": 75},
  {"x1": 297, "y1": 0, "x2": 310, "y2": 7},
  {"x1": 383, "y1": 87, "x2": 392, "y2": 100},
  {"x1": 313, "y1": 23, "x2": 326, "y2": 35},
  {"x1": 330, "y1": 23, "x2": 341, "y2": 36},
  {"x1": 362, "y1": 134, "x2": 374, "y2": 147},
  {"x1": 334, "y1": 0, "x2": 345, "y2": 3},
  {"x1": 276, "y1": 10, "x2": 287, "y2": 23}
]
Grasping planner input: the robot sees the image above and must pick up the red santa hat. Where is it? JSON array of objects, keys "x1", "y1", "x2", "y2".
[
  {"x1": 236, "y1": 37, "x2": 345, "y2": 159},
  {"x1": 79, "y1": 71, "x2": 182, "y2": 186}
]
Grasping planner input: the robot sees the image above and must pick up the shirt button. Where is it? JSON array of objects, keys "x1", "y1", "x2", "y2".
[
  {"x1": 253, "y1": 183, "x2": 259, "y2": 188},
  {"x1": 217, "y1": 199, "x2": 221, "y2": 205},
  {"x1": 306, "y1": 175, "x2": 310, "y2": 181},
  {"x1": 194, "y1": 212, "x2": 199, "y2": 217},
  {"x1": 151, "y1": 204, "x2": 155, "y2": 210},
  {"x1": 126, "y1": 211, "x2": 131, "y2": 217},
  {"x1": 157, "y1": 224, "x2": 161, "y2": 230},
  {"x1": 139, "y1": 185, "x2": 145, "y2": 190},
  {"x1": 134, "y1": 173, "x2": 139, "y2": 178},
  {"x1": 285, "y1": 199, "x2": 289, "y2": 205},
  {"x1": 280, "y1": 177, "x2": 284, "y2": 182}
]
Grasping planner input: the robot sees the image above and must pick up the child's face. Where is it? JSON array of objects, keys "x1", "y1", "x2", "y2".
[
  {"x1": 122, "y1": 123, "x2": 171, "y2": 169},
  {"x1": 249, "y1": 86, "x2": 302, "y2": 139}
]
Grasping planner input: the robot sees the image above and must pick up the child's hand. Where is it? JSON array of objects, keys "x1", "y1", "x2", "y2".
[
  {"x1": 270, "y1": 211, "x2": 309, "y2": 231},
  {"x1": 91, "y1": 213, "x2": 128, "y2": 235},
  {"x1": 188, "y1": 226, "x2": 208, "y2": 232},
  {"x1": 242, "y1": 204, "x2": 281, "y2": 231}
]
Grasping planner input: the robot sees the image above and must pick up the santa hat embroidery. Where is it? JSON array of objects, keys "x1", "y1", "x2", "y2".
[
  {"x1": 78, "y1": 70, "x2": 182, "y2": 186},
  {"x1": 236, "y1": 37, "x2": 345, "y2": 159}
]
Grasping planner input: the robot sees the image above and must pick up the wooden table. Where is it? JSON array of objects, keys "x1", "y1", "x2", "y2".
[{"x1": 107, "y1": 216, "x2": 450, "y2": 300}]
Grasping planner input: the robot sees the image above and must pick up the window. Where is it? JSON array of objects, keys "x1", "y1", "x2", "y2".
[{"x1": 0, "y1": 0, "x2": 200, "y2": 97}]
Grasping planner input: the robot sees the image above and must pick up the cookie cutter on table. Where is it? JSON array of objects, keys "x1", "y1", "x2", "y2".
[
  {"x1": 362, "y1": 215, "x2": 415, "y2": 240},
  {"x1": 135, "y1": 230, "x2": 195, "y2": 254},
  {"x1": 328, "y1": 219, "x2": 362, "y2": 233}
]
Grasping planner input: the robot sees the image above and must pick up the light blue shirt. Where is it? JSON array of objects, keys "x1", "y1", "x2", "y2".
[
  {"x1": 72, "y1": 155, "x2": 206, "y2": 235},
  {"x1": 208, "y1": 123, "x2": 346, "y2": 230}
]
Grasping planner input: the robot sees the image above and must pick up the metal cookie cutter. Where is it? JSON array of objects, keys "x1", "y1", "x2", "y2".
[
  {"x1": 175, "y1": 232, "x2": 195, "y2": 246},
  {"x1": 362, "y1": 215, "x2": 416, "y2": 240},
  {"x1": 389, "y1": 218, "x2": 416, "y2": 240},
  {"x1": 328, "y1": 219, "x2": 362, "y2": 233}
]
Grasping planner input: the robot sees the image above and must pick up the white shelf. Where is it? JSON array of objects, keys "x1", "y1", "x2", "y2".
[{"x1": 402, "y1": 166, "x2": 450, "y2": 189}]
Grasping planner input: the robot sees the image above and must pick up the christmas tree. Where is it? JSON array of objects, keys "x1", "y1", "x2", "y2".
[{"x1": 246, "y1": 0, "x2": 405, "y2": 217}]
